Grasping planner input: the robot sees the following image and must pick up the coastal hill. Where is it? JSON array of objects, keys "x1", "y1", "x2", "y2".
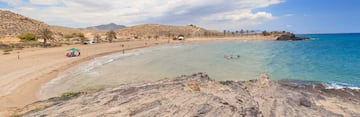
[
  {"x1": 0, "y1": 10, "x2": 48, "y2": 38},
  {"x1": 116, "y1": 24, "x2": 223, "y2": 39},
  {"x1": 0, "y1": 10, "x2": 100, "y2": 42},
  {"x1": 0, "y1": 9, "x2": 223, "y2": 42},
  {"x1": 17, "y1": 73, "x2": 360, "y2": 116},
  {"x1": 86, "y1": 23, "x2": 126, "y2": 31}
]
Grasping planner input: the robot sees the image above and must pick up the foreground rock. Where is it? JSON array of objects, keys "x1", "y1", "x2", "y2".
[
  {"x1": 276, "y1": 32, "x2": 309, "y2": 41},
  {"x1": 16, "y1": 73, "x2": 360, "y2": 117}
]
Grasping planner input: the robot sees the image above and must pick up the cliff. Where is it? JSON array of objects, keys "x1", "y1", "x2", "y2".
[{"x1": 16, "y1": 73, "x2": 360, "y2": 117}]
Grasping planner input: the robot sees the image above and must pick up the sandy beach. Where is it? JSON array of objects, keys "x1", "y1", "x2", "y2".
[
  {"x1": 0, "y1": 36, "x2": 276, "y2": 116},
  {"x1": 0, "y1": 39, "x2": 171, "y2": 116}
]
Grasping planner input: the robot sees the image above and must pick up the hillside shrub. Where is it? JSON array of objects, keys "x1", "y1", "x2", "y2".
[
  {"x1": 262, "y1": 31, "x2": 271, "y2": 36},
  {"x1": 17, "y1": 32, "x2": 37, "y2": 42},
  {"x1": 64, "y1": 34, "x2": 74, "y2": 39},
  {"x1": 2, "y1": 48, "x2": 12, "y2": 55},
  {"x1": 64, "y1": 33, "x2": 85, "y2": 39}
]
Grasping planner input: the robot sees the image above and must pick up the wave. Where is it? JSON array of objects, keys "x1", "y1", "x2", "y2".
[
  {"x1": 279, "y1": 79, "x2": 360, "y2": 90},
  {"x1": 309, "y1": 38, "x2": 319, "y2": 40},
  {"x1": 324, "y1": 82, "x2": 360, "y2": 90}
]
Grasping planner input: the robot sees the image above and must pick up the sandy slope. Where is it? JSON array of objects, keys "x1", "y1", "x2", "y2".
[{"x1": 0, "y1": 36, "x2": 276, "y2": 116}]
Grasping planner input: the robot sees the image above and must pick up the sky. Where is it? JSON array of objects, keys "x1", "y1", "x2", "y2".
[{"x1": 0, "y1": 0, "x2": 359, "y2": 34}]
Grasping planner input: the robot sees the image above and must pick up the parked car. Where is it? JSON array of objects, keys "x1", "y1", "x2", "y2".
[
  {"x1": 173, "y1": 35, "x2": 185, "y2": 40},
  {"x1": 83, "y1": 40, "x2": 95, "y2": 45}
]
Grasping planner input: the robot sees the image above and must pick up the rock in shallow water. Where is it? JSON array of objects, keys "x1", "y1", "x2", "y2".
[{"x1": 276, "y1": 32, "x2": 309, "y2": 41}]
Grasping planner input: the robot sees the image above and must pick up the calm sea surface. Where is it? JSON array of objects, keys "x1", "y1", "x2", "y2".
[{"x1": 39, "y1": 33, "x2": 360, "y2": 99}]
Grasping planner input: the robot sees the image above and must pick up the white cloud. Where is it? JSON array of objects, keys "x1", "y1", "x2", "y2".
[
  {"x1": 286, "y1": 24, "x2": 293, "y2": 27},
  {"x1": 203, "y1": 11, "x2": 276, "y2": 23},
  {"x1": 29, "y1": 0, "x2": 60, "y2": 5},
  {"x1": 4, "y1": 0, "x2": 283, "y2": 29}
]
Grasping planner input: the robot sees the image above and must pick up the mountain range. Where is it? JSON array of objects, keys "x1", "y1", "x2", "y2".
[{"x1": 85, "y1": 23, "x2": 126, "y2": 31}]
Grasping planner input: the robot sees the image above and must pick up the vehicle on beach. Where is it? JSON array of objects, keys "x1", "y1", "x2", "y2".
[
  {"x1": 173, "y1": 34, "x2": 185, "y2": 40},
  {"x1": 83, "y1": 40, "x2": 95, "y2": 45}
]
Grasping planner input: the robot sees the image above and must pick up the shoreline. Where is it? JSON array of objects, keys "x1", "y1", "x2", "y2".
[
  {"x1": 0, "y1": 39, "x2": 172, "y2": 116},
  {"x1": 0, "y1": 36, "x2": 278, "y2": 116}
]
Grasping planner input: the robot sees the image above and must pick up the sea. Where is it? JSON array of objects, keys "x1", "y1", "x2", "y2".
[{"x1": 38, "y1": 33, "x2": 360, "y2": 99}]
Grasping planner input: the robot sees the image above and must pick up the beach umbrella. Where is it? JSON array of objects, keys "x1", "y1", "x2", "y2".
[{"x1": 68, "y1": 48, "x2": 79, "y2": 52}]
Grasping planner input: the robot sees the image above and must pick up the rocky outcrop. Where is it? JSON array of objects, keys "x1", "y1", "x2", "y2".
[
  {"x1": 276, "y1": 32, "x2": 309, "y2": 41},
  {"x1": 15, "y1": 73, "x2": 360, "y2": 116},
  {"x1": 0, "y1": 10, "x2": 48, "y2": 38}
]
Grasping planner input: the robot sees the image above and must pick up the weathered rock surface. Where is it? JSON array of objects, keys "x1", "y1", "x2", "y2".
[
  {"x1": 16, "y1": 73, "x2": 360, "y2": 117},
  {"x1": 276, "y1": 32, "x2": 309, "y2": 41}
]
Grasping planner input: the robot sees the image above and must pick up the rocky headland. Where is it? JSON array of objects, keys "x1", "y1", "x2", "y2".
[
  {"x1": 15, "y1": 73, "x2": 360, "y2": 117},
  {"x1": 276, "y1": 32, "x2": 310, "y2": 41}
]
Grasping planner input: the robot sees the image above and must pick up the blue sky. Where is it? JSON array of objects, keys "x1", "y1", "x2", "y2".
[
  {"x1": 258, "y1": 0, "x2": 360, "y2": 34},
  {"x1": 0, "y1": 0, "x2": 359, "y2": 34}
]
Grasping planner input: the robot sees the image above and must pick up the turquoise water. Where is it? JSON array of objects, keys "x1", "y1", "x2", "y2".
[
  {"x1": 267, "y1": 33, "x2": 360, "y2": 88},
  {"x1": 39, "y1": 33, "x2": 360, "y2": 99}
]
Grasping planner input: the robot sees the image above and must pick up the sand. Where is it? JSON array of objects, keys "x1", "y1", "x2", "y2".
[{"x1": 0, "y1": 36, "x2": 276, "y2": 116}]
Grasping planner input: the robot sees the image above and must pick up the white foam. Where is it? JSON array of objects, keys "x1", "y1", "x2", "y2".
[
  {"x1": 310, "y1": 38, "x2": 319, "y2": 40},
  {"x1": 324, "y1": 82, "x2": 360, "y2": 90}
]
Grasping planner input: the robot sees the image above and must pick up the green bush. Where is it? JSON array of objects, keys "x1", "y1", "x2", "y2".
[
  {"x1": 77, "y1": 33, "x2": 85, "y2": 38},
  {"x1": 64, "y1": 33, "x2": 85, "y2": 39},
  {"x1": 17, "y1": 32, "x2": 37, "y2": 42},
  {"x1": 61, "y1": 92, "x2": 81, "y2": 98},
  {"x1": 3, "y1": 48, "x2": 12, "y2": 52},
  {"x1": 262, "y1": 31, "x2": 271, "y2": 36},
  {"x1": 64, "y1": 34, "x2": 74, "y2": 39},
  {"x1": 3, "y1": 52, "x2": 10, "y2": 55},
  {"x1": 2, "y1": 48, "x2": 12, "y2": 55}
]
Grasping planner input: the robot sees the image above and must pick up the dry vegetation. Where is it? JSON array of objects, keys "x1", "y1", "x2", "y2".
[{"x1": 116, "y1": 24, "x2": 223, "y2": 39}]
